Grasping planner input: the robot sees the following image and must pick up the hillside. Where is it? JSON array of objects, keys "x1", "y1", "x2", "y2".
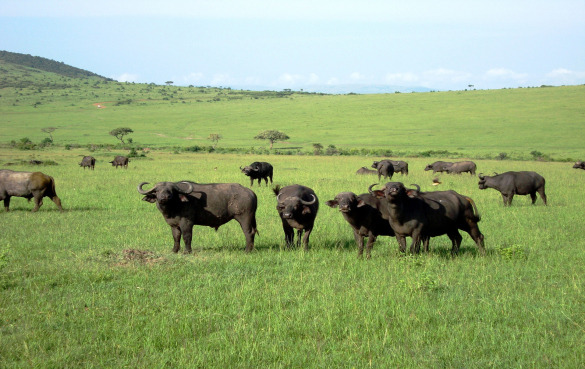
[{"x1": 0, "y1": 52, "x2": 584, "y2": 161}]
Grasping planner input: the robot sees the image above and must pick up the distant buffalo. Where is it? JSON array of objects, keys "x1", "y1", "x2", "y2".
[
  {"x1": 445, "y1": 161, "x2": 477, "y2": 175},
  {"x1": 110, "y1": 156, "x2": 129, "y2": 169},
  {"x1": 424, "y1": 161, "x2": 454, "y2": 174},
  {"x1": 573, "y1": 161, "x2": 585, "y2": 170},
  {"x1": 79, "y1": 156, "x2": 96, "y2": 170},
  {"x1": 356, "y1": 167, "x2": 377, "y2": 175},
  {"x1": 0, "y1": 169, "x2": 63, "y2": 212},
  {"x1": 478, "y1": 171, "x2": 547, "y2": 206},
  {"x1": 389, "y1": 160, "x2": 409, "y2": 175},
  {"x1": 371, "y1": 160, "x2": 394, "y2": 181},
  {"x1": 138, "y1": 181, "x2": 258, "y2": 253},
  {"x1": 240, "y1": 161, "x2": 273, "y2": 187}
]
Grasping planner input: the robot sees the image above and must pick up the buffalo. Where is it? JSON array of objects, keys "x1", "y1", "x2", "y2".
[
  {"x1": 573, "y1": 161, "x2": 585, "y2": 170},
  {"x1": 424, "y1": 161, "x2": 454, "y2": 174},
  {"x1": 326, "y1": 192, "x2": 394, "y2": 258},
  {"x1": 273, "y1": 184, "x2": 319, "y2": 250},
  {"x1": 138, "y1": 181, "x2": 258, "y2": 253},
  {"x1": 110, "y1": 156, "x2": 129, "y2": 169},
  {"x1": 445, "y1": 161, "x2": 477, "y2": 175},
  {"x1": 370, "y1": 182, "x2": 485, "y2": 255},
  {"x1": 389, "y1": 160, "x2": 409, "y2": 175},
  {"x1": 240, "y1": 161, "x2": 273, "y2": 187},
  {"x1": 371, "y1": 160, "x2": 395, "y2": 181},
  {"x1": 478, "y1": 171, "x2": 547, "y2": 206},
  {"x1": 0, "y1": 169, "x2": 63, "y2": 212},
  {"x1": 79, "y1": 156, "x2": 96, "y2": 170},
  {"x1": 356, "y1": 167, "x2": 377, "y2": 175}
]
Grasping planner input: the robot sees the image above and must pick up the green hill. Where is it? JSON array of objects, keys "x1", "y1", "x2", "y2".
[{"x1": 0, "y1": 51, "x2": 584, "y2": 161}]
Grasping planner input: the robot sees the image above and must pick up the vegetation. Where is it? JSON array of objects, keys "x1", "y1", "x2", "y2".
[
  {"x1": 109, "y1": 127, "x2": 134, "y2": 144},
  {"x1": 1, "y1": 150, "x2": 584, "y2": 367},
  {"x1": 207, "y1": 133, "x2": 223, "y2": 148},
  {"x1": 254, "y1": 130, "x2": 290, "y2": 149}
]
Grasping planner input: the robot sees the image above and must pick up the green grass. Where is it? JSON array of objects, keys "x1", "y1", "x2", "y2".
[{"x1": 1, "y1": 150, "x2": 585, "y2": 367}]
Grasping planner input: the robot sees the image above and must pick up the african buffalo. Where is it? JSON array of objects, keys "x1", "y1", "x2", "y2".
[
  {"x1": 138, "y1": 181, "x2": 258, "y2": 253},
  {"x1": 273, "y1": 184, "x2": 319, "y2": 250},
  {"x1": 424, "y1": 161, "x2": 454, "y2": 174},
  {"x1": 390, "y1": 160, "x2": 409, "y2": 175},
  {"x1": 240, "y1": 161, "x2": 273, "y2": 187},
  {"x1": 372, "y1": 160, "x2": 395, "y2": 181},
  {"x1": 356, "y1": 167, "x2": 377, "y2": 175},
  {"x1": 0, "y1": 169, "x2": 63, "y2": 212},
  {"x1": 478, "y1": 171, "x2": 547, "y2": 206},
  {"x1": 79, "y1": 156, "x2": 96, "y2": 170},
  {"x1": 326, "y1": 192, "x2": 394, "y2": 258},
  {"x1": 370, "y1": 182, "x2": 485, "y2": 255},
  {"x1": 573, "y1": 161, "x2": 585, "y2": 170},
  {"x1": 110, "y1": 156, "x2": 129, "y2": 169},
  {"x1": 445, "y1": 161, "x2": 477, "y2": 175}
]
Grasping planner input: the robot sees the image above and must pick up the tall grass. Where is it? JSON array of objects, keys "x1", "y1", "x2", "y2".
[{"x1": 1, "y1": 150, "x2": 584, "y2": 367}]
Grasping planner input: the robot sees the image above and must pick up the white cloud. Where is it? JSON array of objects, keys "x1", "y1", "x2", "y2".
[
  {"x1": 326, "y1": 77, "x2": 340, "y2": 85},
  {"x1": 307, "y1": 73, "x2": 320, "y2": 84},
  {"x1": 349, "y1": 72, "x2": 365, "y2": 81},
  {"x1": 116, "y1": 73, "x2": 139, "y2": 82},
  {"x1": 181, "y1": 72, "x2": 204, "y2": 85},
  {"x1": 385, "y1": 72, "x2": 420, "y2": 85},
  {"x1": 210, "y1": 73, "x2": 231, "y2": 86},
  {"x1": 543, "y1": 68, "x2": 585, "y2": 85},
  {"x1": 278, "y1": 73, "x2": 304, "y2": 85}
]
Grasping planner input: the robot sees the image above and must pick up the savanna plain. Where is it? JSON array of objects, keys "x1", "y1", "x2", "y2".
[{"x1": 1, "y1": 65, "x2": 585, "y2": 368}]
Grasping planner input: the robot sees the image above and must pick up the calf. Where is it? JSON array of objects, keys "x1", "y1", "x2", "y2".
[{"x1": 326, "y1": 192, "x2": 394, "y2": 258}]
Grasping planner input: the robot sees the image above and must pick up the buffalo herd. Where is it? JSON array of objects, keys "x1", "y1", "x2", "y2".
[{"x1": 8, "y1": 155, "x2": 585, "y2": 258}]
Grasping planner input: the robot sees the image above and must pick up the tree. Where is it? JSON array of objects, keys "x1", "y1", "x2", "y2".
[
  {"x1": 165, "y1": 81, "x2": 174, "y2": 86},
  {"x1": 254, "y1": 130, "x2": 290, "y2": 149},
  {"x1": 207, "y1": 133, "x2": 223, "y2": 148},
  {"x1": 312, "y1": 143, "x2": 323, "y2": 155},
  {"x1": 109, "y1": 127, "x2": 134, "y2": 144},
  {"x1": 41, "y1": 127, "x2": 57, "y2": 142}
]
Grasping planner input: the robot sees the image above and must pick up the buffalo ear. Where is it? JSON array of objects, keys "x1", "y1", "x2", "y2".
[
  {"x1": 142, "y1": 195, "x2": 157, "y2": 203},
  {"x1": 371, "y1": 190, "x2": 385, "y2": 199},
  {"x1": 302, "y1": 206, "x2": 312, "y2": 215},
  {"x1": 356, "y1": 198, "x2": 367, "y2": 207},
  {"x1": 325, "y1": 200, "x2": 338, "y2": 208},
  {"x1": 179, "y1": 194, "x2": 189, "y2": 202},
  {"x1": 406, "y1": 190, "x2": 417, "y2": 198}
]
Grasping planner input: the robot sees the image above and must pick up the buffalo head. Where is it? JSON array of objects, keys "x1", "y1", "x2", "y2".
[
  {"x1": 326, "y1": 192, "x2": 365, "y2": 213},
  {"x1": 276, "y1": 193, "x2": 317, "y2": 219}
]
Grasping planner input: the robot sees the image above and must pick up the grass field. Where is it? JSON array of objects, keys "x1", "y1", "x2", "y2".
[{"x1": 1, "y1": 148, "x2": 584, "y2": 367}]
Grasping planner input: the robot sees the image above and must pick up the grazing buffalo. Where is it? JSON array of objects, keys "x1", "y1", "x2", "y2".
[
  {"x1": 0, "y1": 169, "x2": 63, "y2": 212},
  {"x1": 326, "y1": 192, "x2": 394, "y2": 258},
  {"x1": 273, "y1": 184, "x2": 319, "y2": 250},
  {"x1": 424, "y1": 161, "x2": 454, "y2": 174},
  {"x1": 478, "y1": 171, "x2": 547, "y2": 206},
  {"x1": 389, "y1": 160, "x2": 409, "y2": 176},
  {"x1": 138, "y1": 181, "x2": 258, "y2": 253},
  {"x1": 370, "y1": 182, "x2": 485, "y2": 255},
  {"x1": 356, "y1": 167, "x2": 377, "y2": 175},
  {"x1": 79, "y1": 156, "x2": 96, "y2": 170},
  {"x1": 240, "y1": 161, "x2": 273, "y2": 187},
  {"x1": 573, "y1": 161, "x2": 585, "y2": 170},
  {"x1": 110, "y1": 156, "x2": 129, "y2": 169},
  {"x1": 372, "y1": 160, "x2": 395, "y2": 181},
  {"x1": 445, "y1": 161, "x2": 477, "y2": 175}
]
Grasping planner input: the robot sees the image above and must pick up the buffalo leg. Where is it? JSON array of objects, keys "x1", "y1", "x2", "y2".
[
  {"x1": 180, "y1": 225, "x2": 193, "y2": 253},
  {"x1": 365, "y1": 234, "x2": 377, "y2": 259},
  {"x1": 51, "y1": 196, "x2": 63, "y2": 212},
  {"x1": 422, "y1": 236, "x2": 430, "y2": 253},
  {"x1": 353, "y1": 230, "x2": 365, "y2": 257},
  {"x1": 263, "y1": 177, "x2": 269, "y2": 186},
  {"x1": 32, "y1": 194, "x2": 43, "y2": 212},
  {"x1": 257, "y1": 178, "x2": 261, "y2": 186},
  {"x1": 236, "y1": 217, "x2": 256, "y2": 252},
  {"x1": 170, "y1": 226, "x2": 182, "y2": 253},
  {"x1": 530, "y1": 192, "x2": 537, "y2": 204},
  {"x1": 250, "y1": 178, "x2": 254, "y2": 187},
  {"x1": 396, "y1": 235, "x2": 407, "y2": 253},
  {"x1": 448, "y1": 231, "x2": 463, "y2": 256},
  {"x1": 539, "y1": 188, "x2": 547, "y2": 205},
  {"x1": 301, "y1": 227, "x2": 312, "y2": 251},
  {"x1": 3, "y1": 197, "x2": 10, "y2": 212},
  {"x1": 281, "y1": 220, "x2": 295, "y2": 247}
]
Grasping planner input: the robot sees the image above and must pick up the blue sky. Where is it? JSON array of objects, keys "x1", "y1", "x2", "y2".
[{"x1": 1, "y1": 0, "x2": 584, "y2": 91}]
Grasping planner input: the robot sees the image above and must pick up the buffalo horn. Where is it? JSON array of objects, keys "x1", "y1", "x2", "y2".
[
  {"x1": 410, "y1": 183, "x2": 421, "y2": 192},
  {"x1": 137, "y1": 182, "x2": 156, "y2": 195},
  {"x1": 177, "y1": 181, "x2": 194, "y2": 194},
  {"x1": 478, "y1": 173, "x2": 485, "y2": 180},
  {"x1": 368, "y1": 183, "x2": 379, "y2": 195},
  {"x1": 301, "y1": 194, "x2": 317, "y2": 205},
  {"x1": 276, "y1": 193, "x2": 282, "y2": 202}
]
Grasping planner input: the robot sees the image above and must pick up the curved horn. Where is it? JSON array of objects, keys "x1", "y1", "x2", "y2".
[
  {"x1": 493, "y1": 172, "x2": 498, "y2": 176},
  {"x1": 137, "y1": 182, "x2": 156, "y2": 195},
  {"x1": 478, "y1": 173, "x2": 485, "y2": 180},
  {"x1": 276, "y1": 193, "x2": 282, "y2": 202},
  {"x1": 240, "y1": 166, "x2": 243, "y2": 170},
  {"x1": 410, "y1": 184, "x2": 421, "y2": 192},
  {"x1": 368, "y1": 183, "x2": 380, "y2": 194},
  {"x1": 301, "y1": 194, "x2": 317, "y2": 205},
  {"x1": 176, "y1": 181, "x2": 194, "y2": 194}
]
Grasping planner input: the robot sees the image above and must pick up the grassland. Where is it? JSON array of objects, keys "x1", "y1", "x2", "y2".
[
  {"x1": 1, "y1": 149, "x2": 585, "y2": 368},
  {"x1": 1, "y1": 61, "x2": 585, "y2": 367}
]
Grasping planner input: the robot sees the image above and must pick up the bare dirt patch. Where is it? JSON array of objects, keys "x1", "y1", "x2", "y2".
[{"x1": 116, "y1": 248, "x2": 165, "y2": 266}]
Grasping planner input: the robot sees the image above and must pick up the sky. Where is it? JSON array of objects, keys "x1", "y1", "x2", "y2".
[{"x1": 1, "y1": 0, "x2": 584, "y2": 92}]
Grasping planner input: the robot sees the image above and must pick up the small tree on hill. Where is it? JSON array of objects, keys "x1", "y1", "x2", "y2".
[
  {"x1": 207, "y1": 133, "x2": 223, "y2": 148},
  {"x1": 41, "y1": 127, "x2": 58, "y2": 142},
  {"x1": 109, "y1": 127, "x2": 134, "y2": 144},
  {"x1": 254, "y1": 130, "x2": 290, "y2": 149}
]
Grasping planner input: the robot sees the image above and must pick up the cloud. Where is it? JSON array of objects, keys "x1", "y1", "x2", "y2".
[
  {"x1": 385, "y1": 72, "x2": 420, "y2": 85},
  {"x1": 349, "y1": 72, "x2": 365, "y2": 82},
  {"x1": 116, "y1": 73, "x2": 139, "y2": 82},
  {"x1": 278, "y1": 73, "x2": 304, "y2": 85},
  {"x1": 543, "y1": 68, "x2": 585, "y2": 85},
  {"x1": 181, "y1": 72, "x2": 204, "y2": 85},
  {"x1": 210, "y1": 73, "x2": 231, "y2": 86}
]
